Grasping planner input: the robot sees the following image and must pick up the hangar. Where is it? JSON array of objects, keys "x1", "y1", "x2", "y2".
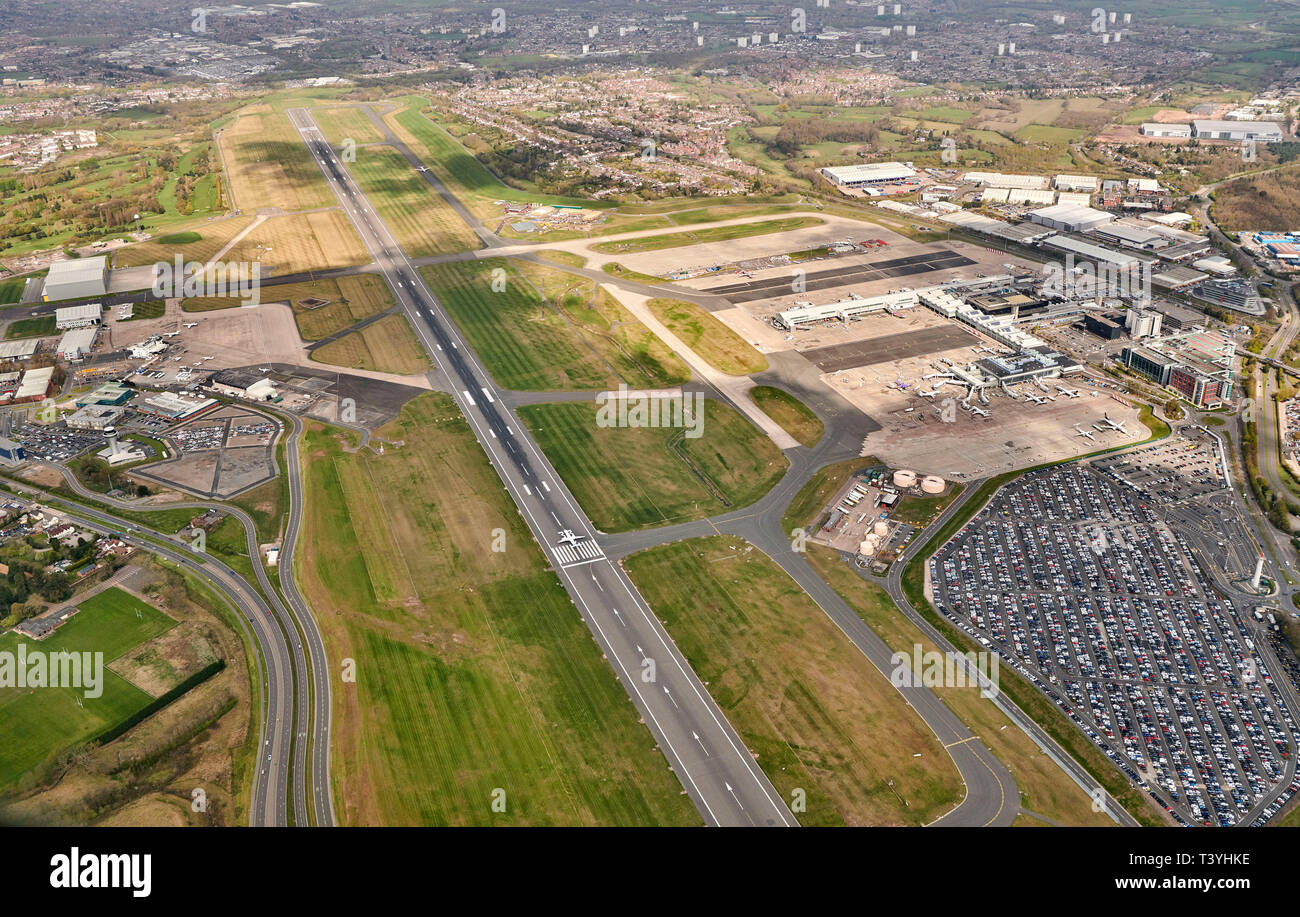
[{"x1": 43, "y1": 257, "x2": 108, "y2": 302}]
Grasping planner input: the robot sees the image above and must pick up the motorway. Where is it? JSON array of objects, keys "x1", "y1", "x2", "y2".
[
  {"x1": 21, "y1": 411, "x2": 335, "y2": 828},
  {"x1": 0, "y1": 475, "x2": 294, "y2": 825},
  {"x1": 288, "y1": 106, "x2": 799, "y2": 826}
]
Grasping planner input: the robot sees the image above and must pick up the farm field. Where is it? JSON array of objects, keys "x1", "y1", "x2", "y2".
[
  {"x1": 344, "y1": 144, "x2": 479, "y2": 257},
  {"x1": 0, "y1": 588, "x2": 174, "y2": 789},
  {"x1": 749, "y1": 386, "x2": 823, "y2": 447},
  {"x1": 517, "y1": 398, "x2": 787, "y2": 532},
  {"x1": 646, "y1": 298, "x2": 767, "y2": 376},
  {"x1": 591, "y1": 217, "x2": 823, "y2": 254},
  {"x1": 311, "y1": 313, "x2": 431, "y2": 375},
  {"x1": 420, "y1": 259, "x2": 687, "y2": 391},
  {"x1": 296, "y1": 393, "x2": 700, "y2": 826},
  {"x1": 624, "y1": 536, "x2": 962, "y2": 826}
]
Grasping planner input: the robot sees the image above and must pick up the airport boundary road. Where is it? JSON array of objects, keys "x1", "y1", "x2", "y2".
[
  {"x1": 1, "y1": 476, "x2": 291, "y2": 826},
  {"x1": 288, "y1": 106, "x2": 796, "y2": 826}
]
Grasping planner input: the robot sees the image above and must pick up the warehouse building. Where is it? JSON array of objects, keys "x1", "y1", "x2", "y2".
[
  {"x1": 1139, "y1": 123, "x2": 1191, "y2": 138},
  {"x1": 819, "y1": 162, "x2": 917, "y2": 189},
  {"x1": 1054, "y1": 174, "x2": 1099, "y2": 192},
  {"x1": 1191, "y1": 120, "x2": 1283, "y2": 142},
  {"x1": 962, "y1": 171, "x2": 1049, "y2": 190},
  {"x1": 13, "y1": 365, "x2": 54, "y2": 403},
  {"x1": 0, "y1": 339, "x2": 40, "y2": 362},
  {"x1": 42, "y1": 256, "x2": 108, "y2": 302},
  {"x1": 56, "y1": 326, "x2": 98, "y2": 361},
  {"x1": 55, "y1": 302, "x2": 103, "y2": 329},
  {"x1": 1028, "y1": 203, "x2": 1115, "y2": 233},
  {"x1": 1040, "y1": 235, "x2": 1145, "y2": 275}
]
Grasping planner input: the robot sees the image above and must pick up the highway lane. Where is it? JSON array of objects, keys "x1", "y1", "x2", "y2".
[
  {"x1": 288, "y1": 106, "x2": 796, "y2": 826},
  {"x1": 1, "y1": 477, "x2": 292, "y2": 826},
  {"x1": 33, "y1": 412, "x2": 336, "y2": 827}
]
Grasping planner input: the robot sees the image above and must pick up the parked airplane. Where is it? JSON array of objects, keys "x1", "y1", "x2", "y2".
[
  {"x1": 163, "y1": 331, "x2": 180, "y2": 338},
  {"x1": 556, "y1": 529, "x2": 587, "y2": 547},
  {"x1": 918, "y1": 388, "x2": 938, "y2": 399},
  {"x1": 1099, "y1": 413, "x2": 1129, "y2": 434},
  {"x1": 183, "y1": 322, "x2": 198, "y2": 329},
  {"x1": 970, "y1": 407, "x2": 989, "y2": 418},
  {"x1": 1056, "y1": 386, "x2": 1080, "y2": 399},
  {"x1": 1074, "y1": 424, "x2": 1096, "y2": 442},
  {"x1": 1025, "y1": 392, "x2": 1047, "y2": 405}
]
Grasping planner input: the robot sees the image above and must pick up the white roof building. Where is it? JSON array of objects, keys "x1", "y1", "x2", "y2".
[
  {"x1": 55, "y1": 302, "x2": 103, "y2": 329},
  {"x1": 819, "y1": 162, "x2": 918, "y2": 187},
  {"x1": 1191, "y1": 120, "x2": 1283, "y2": 142},
  {"x1": 1054, "y1": 174, "x2": 1099, "y2": 192},
  {"x1": 43, "y1": 257, "x2": 108, "y2": 302},
  {"x1": 1027, "y1": 203, "x2": 1115, "y2": 233},
  {"x1": 56, "y1": 326, "x2": 98, "y2": 360},
  {"x1": 962, "y1": 171, "x2": 1049, "y2": 190}
]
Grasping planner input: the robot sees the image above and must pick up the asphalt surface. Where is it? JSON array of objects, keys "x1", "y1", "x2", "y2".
[
  {"x1": 289, "y1": 106, "x2": 798, "y2": 826},
  {"x1": 1, "y1": 476, "x2": 293, "y2": 826},
  {"x1": 35, "y1": 412, "x2": 336, "y2": 828}
]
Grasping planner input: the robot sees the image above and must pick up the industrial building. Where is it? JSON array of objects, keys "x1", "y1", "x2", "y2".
[
  {"x1": 1191, "y1": 120, "x2": 1283, "y2": 143},
  {"x1": 0, "y1": 339, "x2": 41, "y2": 362},
  {"x1": 962, "y1": 171, "x2": 1049, "y2": 190},
  {"x1": 819, "y1": 162, "x2": 917, "y2": 189},
  {"x1": 1054, "y1": 174, "x2": 1099, "y2": 192},
  {"x1": 1027, "y1": 203, "x2": 1116, "y2": 233},
  {"x1": 42, "y1": 257, "x2": 108, "y2": 302},
  {"x1": 136, "y1": 391, "x2": 218, "y2": 422},
  {"x1": 1254, "y1": 232, "x2": 1300, "y2": 265},
  {"x1": 1139, "y1": 123, "x2": 1191, "y2": 138},
  {"x1": 208, "y1": 369, "x2": 280, "y2": 402},
  {"x1": 56, "y1": 326, "x2": 98, "y2": 361},
  {"x1": 13, "y1": 365, "x2": 54, "y2": 403},
  {"x1": 55, "y1": 302, "x2": 103, "y2": 330},
  {"x1": 1040, "y1": 235, "x2": 1146, "y2": 277}
]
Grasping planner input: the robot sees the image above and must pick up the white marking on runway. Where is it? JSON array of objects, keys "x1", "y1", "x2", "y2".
[
  {"x1": 480, "y1": 387, "x2": 495, "y2": 404},
  {"x1": 554, "y1": 539, "x2": 605, "y2": 567},
  {"x1": 463, "y1": 390, "x2": 475, "y2": 406}
]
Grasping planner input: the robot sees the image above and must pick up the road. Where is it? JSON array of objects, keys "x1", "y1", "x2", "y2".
[
  {"x1": 29, "y1": 411, "x2": 335, "y2": 828},
  {"x1": 1, "y1": 476, "x2": 293, "y2": 826},
  {"x1": 288, "y1": 106, "x2": 797, "y2": 826}
]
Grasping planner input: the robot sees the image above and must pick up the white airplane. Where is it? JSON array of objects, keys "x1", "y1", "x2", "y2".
[
  {"x1": 556, "y1": 529, "x2": 587, "y2": 547},
  {"x1": 1074, "y1": 425, "x2": 1096, "y2": 442},
  {"x1": 183, "y1": 322, "x2": 198, "y2": 329},
  {"x1": 1099, "y1": 413, "x2": 1129, "y2": 434},
  {"x1": 970, "y1": 407, "x2": 989, "y2": 418},
  {"x1": 163, "y1": 331, "x2": 180, "y2": 338},
  {"x1": 415, "y1": 166, "x2": 429, "y2": 173},
  {"x1": 1056, "y1": 386, "x2": 1080, "y2": 399},
  {"x1": 918, "y1": 388, "x2": 938, "y2": 399},
  {"x1": 1025, "y1": 392, "x2": 1047, "y2": 405}
]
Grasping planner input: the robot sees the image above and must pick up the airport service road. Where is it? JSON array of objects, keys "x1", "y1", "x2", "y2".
[
  {"x1": 42, "y1": 426, "x2": 337, "y2": 829},
  {"x1": 288, "y1": 107, "x2": 796, "y2": 827},
  {"x1": 1, "y1": 478, "x2": 292, "y2": 827}
]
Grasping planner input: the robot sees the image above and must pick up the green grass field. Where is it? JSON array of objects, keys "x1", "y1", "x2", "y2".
[
  {"x1": 4, "y1": 315, "x2": 56, "y2": 340},
  {"x1": 591, "y1": 217, "x2": 823, "y2": 254},
  {"x1": 121, "y1": 300, "x2": 166, "y2": 322},
  {"x1": 420, "y1": 259, "x2": 687, "y2": 391},
  {"x1": 312, "y1": 105, "x2": 387, "y2": 147},
  {"x1": 0, "y1": 588, "x2": 175, "y2": 788},
  {"x1": 346, "y1": 145, "x2": 479, "y2": 257},
  {"x1": 749, "y1": 386, "x2": 823, "y2": 447},
  {"x1": 624, "y1": 536, "x2": 962, "y2": 825},
  {"x1": 0, "y1": 278, "x2": 26, "y2": 305},
  {"x1": 297, "y1": 393, "x2": 700, "y2": 826},
  {"x1": 647, "y1": 298, "x2": 767, "y2": 376},
  {"x1": 518, "y1": 398, "x2": 788, "y2": 531}
]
